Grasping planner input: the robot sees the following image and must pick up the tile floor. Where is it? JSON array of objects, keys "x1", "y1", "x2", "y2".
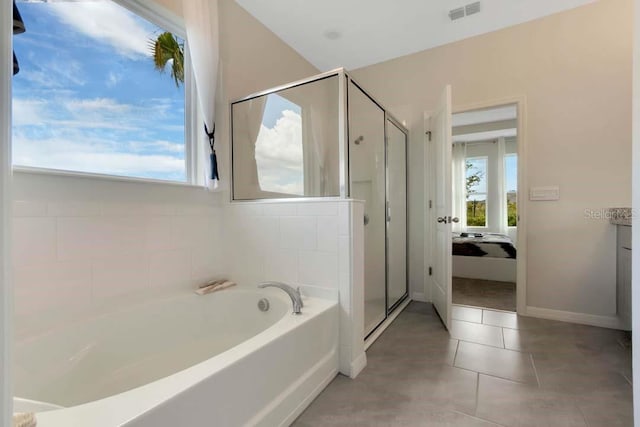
[
  {"x1": 293, "y1": 302, "x2": 632, "y2": 427},
  {"x1": 453, "y1": 278, "x2": 516, "y2": 312}
]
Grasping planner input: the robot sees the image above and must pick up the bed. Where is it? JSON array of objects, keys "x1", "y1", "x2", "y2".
[{"x1": 452, "y1": 232, "x2": 517, "y2": 282}]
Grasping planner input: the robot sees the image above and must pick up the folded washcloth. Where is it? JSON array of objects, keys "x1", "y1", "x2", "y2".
[
  {"x1": 198, "y1": 278, "x2": 226, "y2": 289},
  {"x1": 195, "y1": 280, "x2": 236, "y2": 295},
  {"x1": 13, "y1": 413, "x2": 36, "y2": 427}
]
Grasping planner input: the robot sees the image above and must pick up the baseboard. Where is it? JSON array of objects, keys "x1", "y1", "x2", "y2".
[
  {"x1": 349, "y1": 352, "x2": 367, "y2": 379},
  {"x1": 411, "y1": 292, "x2": 427, "y2": 302},
  {"x1": 525, "y1": 306, "x2": 622, "y2": 329}
]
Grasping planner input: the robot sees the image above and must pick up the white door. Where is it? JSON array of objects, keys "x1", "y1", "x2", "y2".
[{"x1": 428, "y1": 86, "x2": 453, "y2": 330}]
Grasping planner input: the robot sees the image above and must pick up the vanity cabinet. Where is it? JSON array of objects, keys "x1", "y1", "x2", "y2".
[{"x1": 616, "y1": 225, "x2": 632, "y2": 330}]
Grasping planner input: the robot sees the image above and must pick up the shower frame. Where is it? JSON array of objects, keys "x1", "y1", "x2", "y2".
[{"x1": 229, "y1": 68, "x2": 410, "y2": 338}]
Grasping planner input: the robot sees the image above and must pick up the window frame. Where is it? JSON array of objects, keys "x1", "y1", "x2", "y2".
[
  {"x1": 504, "y1": 152, "x2": 518, "y2": 228},
  {"x1": 10, "y1": 0, "x2": 200, "y2": 187}
]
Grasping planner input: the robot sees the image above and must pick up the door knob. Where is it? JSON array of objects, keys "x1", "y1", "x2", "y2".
[
  {"x1": 437, "y1": 217, "x2": 447, "y2": 223},
  {"x1": 450, "y1": 217, "x2": 460, "y2": 223}
]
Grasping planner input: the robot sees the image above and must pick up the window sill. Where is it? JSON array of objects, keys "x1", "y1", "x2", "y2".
[{"x1": 12, "y1": 166, "x2": 207, "y2": 190}]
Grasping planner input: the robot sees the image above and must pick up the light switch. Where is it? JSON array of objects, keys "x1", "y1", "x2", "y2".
[{"x1": 529, "y1": 186, "x2": 560, "y2": 201}]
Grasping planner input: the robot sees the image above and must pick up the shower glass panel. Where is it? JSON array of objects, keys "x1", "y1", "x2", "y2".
[
  {"x1": 348, "y1": 81, "x2": 387, "y2": 336},
  {"x1": 231, "y1": 69, "x2": 410, "y2": 341},
  {"x1": 231, "y1": 75, "x2": 340, "y2": 200},
  {"x1": 386, "y1": 119, "x2": 408, "y2": 310}
]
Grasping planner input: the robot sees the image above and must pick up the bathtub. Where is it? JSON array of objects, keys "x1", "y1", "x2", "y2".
[{"x1": 14, "y1": 287, "x2": 339, "y2": 426}]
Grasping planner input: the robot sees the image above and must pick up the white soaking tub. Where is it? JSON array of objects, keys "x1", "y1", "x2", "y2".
[{"x1": 14, "y1": 287, "x2": 339, "y2": 427}]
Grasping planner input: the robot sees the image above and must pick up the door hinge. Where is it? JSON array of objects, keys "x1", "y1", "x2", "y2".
[
  {"x1": 428, "y1": 266, "x2": 433, "y2": 276},
  {"x1": 425, "y1": 130, "x2": 432, "y2": 141},
  {"x1": 429, "y1": 200, "x2": 433, "y2": 209}
]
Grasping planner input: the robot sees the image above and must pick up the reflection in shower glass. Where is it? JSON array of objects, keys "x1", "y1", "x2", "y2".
[
  {"x1": 255, "y1": 95, "x2": 303, "y2": 195},
  {"x1": 232, "y1": 75, "x2": 340, "y2": 200}
]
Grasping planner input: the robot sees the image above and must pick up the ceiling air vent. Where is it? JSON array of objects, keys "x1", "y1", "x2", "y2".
[
  {"x1": 449, "y1": 2, "x2": 481, "y2": 21},
  {"x1": 448, "y1": 7, "x2": 465, "y2": 21},
  {"x1": 465, "y1": 2, "x2": 481, "y2": 16}
]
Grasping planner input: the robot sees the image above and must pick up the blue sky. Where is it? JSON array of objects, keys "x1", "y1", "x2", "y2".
[
  {"x1": 466, "y1": 154, "x2": 518, "y2": 201},
  {"x1": 12, "y1": 0, "x2": 186, "y2": 181}
]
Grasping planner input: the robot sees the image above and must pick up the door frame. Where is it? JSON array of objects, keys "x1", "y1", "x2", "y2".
[{"x1": 425, "y1": 95, "x2": 528, "y2": 314}]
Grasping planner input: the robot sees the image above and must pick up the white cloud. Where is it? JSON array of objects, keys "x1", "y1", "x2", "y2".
[
  {"x1": 12, "y1": 98, "x2": 50, "y2": 126},
  {"x1": 106, "y1": 71, "x2": 122, "y2": 88},
  {"x1": 254, "y1": 109, "x2": 304, "y2": 195},
  {"x1": 65, "y1": 97, "x2": 132, "y2": 114},
  {"x1": 12, "y1": 132, "x2": 185, "y2": 179},
  {"x1": 48, "y1": 1, "x2": 155, "y2": 60},
  {"x1": 20, "y1": 59, "x2": 86, "y2": 89},
  {"x1": 128, "y1": 140, "x2": 185, "y2": 154}
]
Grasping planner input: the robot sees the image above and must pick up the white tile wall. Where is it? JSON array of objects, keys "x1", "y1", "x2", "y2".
[
  {"x1": 226, "y1": 201, "x2": 350, "y2": 291},
  {"x1": 12, "y1": 199, "x2": 225, "y2": 322}
]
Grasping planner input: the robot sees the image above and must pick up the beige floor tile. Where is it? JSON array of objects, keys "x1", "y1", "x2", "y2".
[
  {"x1": 454, "y1": 341, "x2": 537, "y2": 384},
  {"x1": 452, "y1": 305, "x2": 483, "y2": 323},
  {"x1": 502, "y1": 326, "x2": 580, "y2": 354},
  {"x1": 481, "y1": 309, "x2": 518, "y2": 328},
  {"x1": 294, "y1": 302, "x2": 633, "y2": 427},
  {"x1": 401, "y1": 366, "x2": 479, "y2": 414},
  {"x1": 295, "y1": 405, "x2": 502, "y2": 427},
  {"x1": 450, "y1": 319, "x2": 504, "y2": 348},
  {"x1": 476, "y1": 374, "x2": 587, "y2": 426},
  {"x1": 575, "y1": 386, "x2": 633, "y2": 427},
  {"x1": 533, "y1": 351, "x2": 631, "y2": 395}
]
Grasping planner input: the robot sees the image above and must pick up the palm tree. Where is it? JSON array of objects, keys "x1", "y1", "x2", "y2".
[{"x1": 149, "y1": 32, "x2": 184, "y2": 87}]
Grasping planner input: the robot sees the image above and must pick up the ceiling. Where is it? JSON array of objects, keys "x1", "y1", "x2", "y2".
[
  {"x1": 234, "y1": 0, "x2": 596, "y2": 71},
  {"x1": 452, "y1": 104, "x2": 517, "y2": 143}
]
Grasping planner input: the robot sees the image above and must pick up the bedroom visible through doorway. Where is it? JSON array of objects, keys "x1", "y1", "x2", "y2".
[{"x1": 451, "y1": 104, "x2": 518, "y2": 312}]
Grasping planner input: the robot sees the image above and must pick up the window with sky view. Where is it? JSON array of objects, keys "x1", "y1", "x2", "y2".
[{"x1": 11, "y1": 0, "x2": 186, "y2": 182}]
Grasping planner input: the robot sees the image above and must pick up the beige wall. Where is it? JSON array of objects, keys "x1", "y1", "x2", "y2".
[
  {"x1": 216, "y1": 0, "x2": 319, "y2": 187},
  {"x1": 352, "y1": 0, "x2": 632, "y2": 318}
]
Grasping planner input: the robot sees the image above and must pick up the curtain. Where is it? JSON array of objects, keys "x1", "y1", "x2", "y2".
[
  {"x1": 451, "y1": 142, "x2": 467, "y2": 232},
  {"x1": 303, "y1": 106, "x2": 326, "y2": 196},
  {"x1": 13, "y1": 0, "x2": 25, "y2": 75},
  {"x1": 495, "y1": 137, "x2": 508, "y2": 234},
  {"x1": 182, "y1": 0, "x2": 219, "y2": 190},
  {"x1": 243, "y1": 98, "x2": 267, "y2": 196}
]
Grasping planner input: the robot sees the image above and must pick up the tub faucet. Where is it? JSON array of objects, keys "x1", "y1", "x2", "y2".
[{"x1": 258, "y1": 281, "x2": 304, "y2": 314}]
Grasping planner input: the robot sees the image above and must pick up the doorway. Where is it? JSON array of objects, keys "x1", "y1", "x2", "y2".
[{"x1": 450, "y1": 104, "x2": 520, "y2": 312}]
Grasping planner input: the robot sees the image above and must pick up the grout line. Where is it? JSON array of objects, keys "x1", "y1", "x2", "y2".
[
  {"x1": 529, "y1": 353, "x2": 541, "y2": 388},
  {"x1": 451, "y1": 409, "x2": 507, "y2": 427},
  {"x1": 474, "y1": 372, "x2": 480, "y2": 416},
  {"x1": 501, "y1": 327, "x2": 505, "y2": 348},
  {"x1": 574, "y1": 399, "x2": 589, "y2": 426},
  {"x1": 452, "y1": 339, "x2": 461, "y2": 365}
]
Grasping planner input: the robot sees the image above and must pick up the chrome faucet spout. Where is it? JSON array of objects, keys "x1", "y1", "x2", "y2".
[{"x1": 258, "y1": 281, "x2": 303, "y2": 314}]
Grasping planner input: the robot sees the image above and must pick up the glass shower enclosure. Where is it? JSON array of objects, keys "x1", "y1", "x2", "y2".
[{"x1": 230, "y1": 69, "x2": 409, "y2": 338}]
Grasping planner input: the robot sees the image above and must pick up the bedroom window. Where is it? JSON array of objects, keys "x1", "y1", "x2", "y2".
[
  {"x1": 11, "y1": 0, "x2": 192, "y2": 183},
  {"x1": 505, "y1": 154, "x2": 517, "y2": 227},
  {"x1": 466, "y1": 156, "x2": 487, "y2": 227}
]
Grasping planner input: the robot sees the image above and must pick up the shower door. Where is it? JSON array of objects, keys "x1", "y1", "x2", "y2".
[
  {"x1": 386, "y1": 119, "x2": 408, "y2": 310},
  {"x1": 348, "y1": 81, "x2": 387, "y2": 336}
]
